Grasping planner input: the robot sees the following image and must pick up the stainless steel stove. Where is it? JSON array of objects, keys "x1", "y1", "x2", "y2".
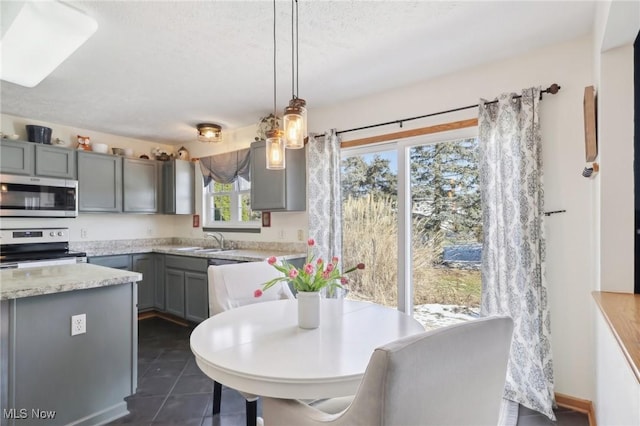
[{"x1": 0, "y1": 227, "x2": 86, "y2": 269}]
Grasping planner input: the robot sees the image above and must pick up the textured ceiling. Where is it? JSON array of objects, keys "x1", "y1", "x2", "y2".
[{"x1": 0, "y1": 1, "x2": 596, "y2": 145}]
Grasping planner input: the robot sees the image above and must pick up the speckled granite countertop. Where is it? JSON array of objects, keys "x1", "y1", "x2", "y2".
[
  {"x1": 83, "y1": 245, "x2": 306, "y2": 262},
  {"x1": 0, "y1": 263, "x2": 142, "y2": 300}
]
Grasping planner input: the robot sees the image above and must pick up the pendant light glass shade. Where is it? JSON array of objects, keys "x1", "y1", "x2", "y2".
[
  {"x1": 283, "y1": 98, "x2": 306, "y2": 149},
  {"x1": 266, "y1": 129, "x2": 286, "y2": 170}
]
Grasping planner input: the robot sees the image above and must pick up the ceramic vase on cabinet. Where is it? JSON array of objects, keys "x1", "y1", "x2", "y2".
[{"x1": 297, "y1": 291, "x2": 321, "y2": 329}]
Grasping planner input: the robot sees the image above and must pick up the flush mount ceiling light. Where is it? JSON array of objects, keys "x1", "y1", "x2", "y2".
[
  {"x1": 265, "y1": 0, "x2": 285, "y2": 170},
  {"x1": 282, "y1": 0, "x2": 307, "y2": 149},
  {"x1": 0, "y1": 1, "x2": 98, "y2": 88},
  {"x1": 197, "y1": 123, "x2": 222, "y2": 143}
]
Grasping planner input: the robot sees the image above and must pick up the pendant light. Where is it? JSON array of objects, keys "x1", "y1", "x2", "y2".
[
  {"x1": 266, "y1": 0, "x2": 286, "y2": 170},
  {"x1": 282, "y1": 0, "x2": 307, "y2": 149}
]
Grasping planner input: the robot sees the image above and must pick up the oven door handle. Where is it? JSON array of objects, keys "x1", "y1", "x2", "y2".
[{"x1": 0, "y1": 263, "x2": 18, "y2": 270}]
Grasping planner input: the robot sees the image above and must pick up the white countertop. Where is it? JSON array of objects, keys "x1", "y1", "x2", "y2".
[{"x1": 0, "y1": 263, "x2": 142, "y2": 300}]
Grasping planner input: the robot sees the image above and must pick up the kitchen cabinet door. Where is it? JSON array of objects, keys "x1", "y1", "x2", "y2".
[
  {"x1": 163, "y1": 159, "x2": 195, "y2": 214},
  {"x1": 250, "y1": 140, "x2": 306, "y2": 211},
  {"x1": 35, "y1": 144, "x2": 76, "y2": 179},
  {"x1": 165, "y1": 268, "x2": 185, "y2": 318},
  {"x1": 154, "y1": 254, "x2": 166, "y2": 311},
  {"x1": 185, "y1": 271, "x2": 208, "y2": 323},
  {"x1": 0, "y1": 139, "x2": 34, "y2": 176},
  {"x1": 78, "y1": 152, "x2": 123, "y2": 212},
  {"x1": 88, "y1": 254, "x2": 132, "y2": 270},
  {"x1": 123, "y1": 158, "x2": 159, "y2": 213},
  {"x1": 132, "y1": 254, "x2": 155, "y2": 311}
]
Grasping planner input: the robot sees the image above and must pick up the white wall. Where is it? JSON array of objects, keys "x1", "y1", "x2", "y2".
[{"x1": 311, "y1": 36, "x2": 596, "y2": 400}]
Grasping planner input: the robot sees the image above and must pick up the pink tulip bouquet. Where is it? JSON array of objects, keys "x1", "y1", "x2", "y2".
[{"x1": 255, "y1": 238, "x2": 364, "y2": 297}]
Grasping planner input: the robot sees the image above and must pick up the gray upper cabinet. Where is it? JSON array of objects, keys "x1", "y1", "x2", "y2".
[
  {"x1": 123, "y1": 158, "x2": 159, "y2": 213},
  {"x1": 250, "y1": 140, "x2": 306, "y2": 212},
  {"x1": 35, "y1": 144, "x2": 76, "y2": 179},
  {"x1": 0, "y1": 140, "x2": 34, "y2": 175},
  {"x1": 0, "y1": 140, "x2": 76, "y2": 178},
  {"x1": 78, "y1": 151, "x2": 123, "y2": 212},
  {"x1": 163, "y1": 159, "x2": 195, "y2": 214}
]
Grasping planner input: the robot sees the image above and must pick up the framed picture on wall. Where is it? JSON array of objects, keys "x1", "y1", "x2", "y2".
[{"x1": 584, "y1": 85, "x2": 598, "y2": 162}]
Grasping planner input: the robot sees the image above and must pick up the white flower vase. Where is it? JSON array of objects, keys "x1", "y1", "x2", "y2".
[{"x1": 297, "y1": 291, "x2": 321, "y2": 329}]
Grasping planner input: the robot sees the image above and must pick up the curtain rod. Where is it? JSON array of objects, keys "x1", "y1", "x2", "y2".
[{"x1": 314, "y1": 83, "x2": 560, "y2": 139}]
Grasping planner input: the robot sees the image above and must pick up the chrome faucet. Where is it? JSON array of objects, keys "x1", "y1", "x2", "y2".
[{"x1": 206, "y1": 232, "x2": 225, "y2": 249}]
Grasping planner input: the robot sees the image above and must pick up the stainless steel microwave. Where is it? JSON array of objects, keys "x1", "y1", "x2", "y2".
[{"x1": 0, "y1": 174, "x2": 78, "y2": 217}]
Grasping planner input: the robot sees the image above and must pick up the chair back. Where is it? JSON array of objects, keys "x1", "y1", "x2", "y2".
[
  {"x1": 348, "y1": 316, "x2": 513, "y2": 426},
  {"x1": 208, "y1": 261, "x2": 295, "y2": 315}
]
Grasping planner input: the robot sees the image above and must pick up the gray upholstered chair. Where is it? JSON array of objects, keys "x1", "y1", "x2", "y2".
[
  {"x1": 207, "y1": 261, "x2": 295, "y2": 426},
  {"x1": 263, "y1": 316, "x2": 514, "y2": 426}
]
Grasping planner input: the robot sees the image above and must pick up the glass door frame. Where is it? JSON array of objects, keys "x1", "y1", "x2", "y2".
[{"x1": 341, "y1": 125, "x2": 478, "y2": 315}]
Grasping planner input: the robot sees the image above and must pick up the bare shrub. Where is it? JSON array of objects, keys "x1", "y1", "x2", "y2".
[{"x1": 342, "y1": 195, "x2": 481, "y2": 308}]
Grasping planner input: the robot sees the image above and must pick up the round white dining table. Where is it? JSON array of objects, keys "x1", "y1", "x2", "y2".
[{"x1": 190, "y1": 299, "x2": 424, "y2": 400}]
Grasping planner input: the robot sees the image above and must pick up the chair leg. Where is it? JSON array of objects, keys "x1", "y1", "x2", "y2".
[
  {"x1": 246, "y1": 399, "x2": 258, "y2": 426},
  {"x1": 212, "y1": 380, "x2": 222, "y2": 416}
]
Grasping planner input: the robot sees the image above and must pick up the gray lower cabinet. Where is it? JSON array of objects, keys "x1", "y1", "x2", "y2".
[
  {"x1": 164, "y1": 255, "x2": 209, "y2": 323},
  {"x1": 250, "y1": 140, "x2": 306, "y2": 211},
  {"x1": 123, "y1": 158, "x2": 160, "y2": 213},
  {"x1": 88, "y1": 254, "x2": 132, "y2": 270},
  {"x1": 165, "y1": 268, "x2": 186, "y2": 318},
  {"x1": 163, "y1": 159, "x2": 195, "y2": 214},
  {"x1": 0, "y1": 283, "x2": 137, "y2": 426},
  {"x1": 88, "y1": 254, "x2": 156, "y2": 312},
  {"x1": 34, "y1": 144, "x2": 76, "y2": 179},
  {"x1": 154, "y1": 254, "x2": 166, "y2": 311},
  {"x1": 78, "y1": 152, "x2": 123, "y2": 212},
  {"x1": 132, "y1": 254, "x2": 155, "y2": 311}
]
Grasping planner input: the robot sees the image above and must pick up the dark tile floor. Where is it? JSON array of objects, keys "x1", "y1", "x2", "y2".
[{"x1": 107, "y1": 317, "x2": 589, "y2": 426}]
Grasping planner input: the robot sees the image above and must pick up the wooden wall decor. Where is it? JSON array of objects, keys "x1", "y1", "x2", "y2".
[{"x1": 583, "y1": 86, "x2": 598, "y2": 162}]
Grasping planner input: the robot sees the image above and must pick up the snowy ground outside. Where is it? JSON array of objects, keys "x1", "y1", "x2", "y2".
[{"x1": 414, "y1": 303, "x2": 481, "y2": 331}]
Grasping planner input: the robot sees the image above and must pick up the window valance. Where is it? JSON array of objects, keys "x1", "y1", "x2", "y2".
[{"x1": 199, "y1": 148, "x2": 251, "y2": 187}]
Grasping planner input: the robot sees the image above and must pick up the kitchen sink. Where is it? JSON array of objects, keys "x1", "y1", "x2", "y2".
[
  {"x1": 193, "y1": 248, "x2": 226, "y2": 253},
  {"x1": 174, "y1": 246, "x2": 203, "y2": 251}
]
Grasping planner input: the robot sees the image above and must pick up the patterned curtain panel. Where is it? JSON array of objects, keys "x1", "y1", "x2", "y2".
[
  {"x1": 199, "y1": 148, "x2": 251, "y2": 187},
  {"x1": 478, "y1": 87, "x2": 555, "y2": 420},
  {"x1": 307, "y1": 129, "x2": 342, "y2": 264}
]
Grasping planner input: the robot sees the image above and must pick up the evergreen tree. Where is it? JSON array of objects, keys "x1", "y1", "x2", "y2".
[
  {"x1": 341, "y1": 155, "x2": 397, "y2": 201},
  {"x1": 410, "y1": 138, "x2": 480, "y2": 245}
]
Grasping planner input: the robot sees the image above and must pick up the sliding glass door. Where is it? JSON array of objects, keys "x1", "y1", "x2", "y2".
[
  {"x1": 341, "y1": 128, "x2": 481, "y2": 329},
  {"x1": 408, "y1": 136, "x2": 482, "y2": 329},
  {"x1": 341, "y1": 145, "x2": 398, "y2": 307}
]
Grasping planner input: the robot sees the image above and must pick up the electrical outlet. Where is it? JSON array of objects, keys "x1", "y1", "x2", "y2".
[
  {"x1": 146, "y1": 228, "x2": 153, "y2": 236},
  {"x1": 71, "y1": 314, "x2": 86, "y2": 336},
  {"x1": 80, "y1": 228, "x2": 87, "y2": 239},
  {"x1": 278, "y1": 229, "x2": 285, "y2": 240},
  {"x1": 297, "y1": 229, "x2": 304, "y2": 241}
]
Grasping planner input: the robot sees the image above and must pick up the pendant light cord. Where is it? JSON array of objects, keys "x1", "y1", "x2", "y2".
[
  {"x1": 273, "y1": 0, "x2": 277, "y2": 123},
  {"x1": 295, "y1": 0, "x2": 299, "y2": 98},
  {"x1": 291, "y1": 0, "x2": 295, "y2": 100}
]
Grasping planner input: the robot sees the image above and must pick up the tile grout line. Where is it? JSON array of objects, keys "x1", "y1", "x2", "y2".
[{"x1": 149, "y1": 350, "x2": 193, "y2": 424}]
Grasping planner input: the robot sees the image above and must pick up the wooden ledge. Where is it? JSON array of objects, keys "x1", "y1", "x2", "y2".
[{"x1": 592, "y1": 291, "x2": 640, "y2": 383}]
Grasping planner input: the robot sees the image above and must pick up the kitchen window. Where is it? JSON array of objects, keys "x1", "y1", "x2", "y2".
[{"x1": 203, "y1": 177, "x2": 261, "y2": 229}]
